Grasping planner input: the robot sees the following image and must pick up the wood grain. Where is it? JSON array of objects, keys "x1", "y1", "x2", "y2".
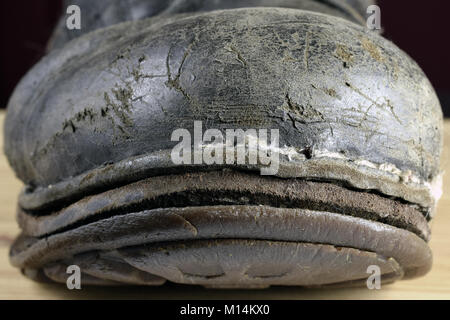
[{"x1": 0, "y1": 111, "x2": 449, "y2": 299}]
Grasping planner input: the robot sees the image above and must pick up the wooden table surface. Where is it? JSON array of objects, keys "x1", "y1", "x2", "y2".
[{"x1": 0, "y1": 111, "x2": 449, "y2": 300}]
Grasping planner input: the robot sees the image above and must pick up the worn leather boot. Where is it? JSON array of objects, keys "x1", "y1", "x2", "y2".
[{"x1": 4, "y1": 0, "x2": 443, "y2": 288}]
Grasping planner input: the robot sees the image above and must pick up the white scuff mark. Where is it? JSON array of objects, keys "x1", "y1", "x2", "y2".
[
  {"x1": 399, "y1": 169, "x2": 421, "y2": 185},
  {"x1": 196, "y1": 137, "x2": 437, "y2": 197},
  {"x1": 379, "y1": 163, "x2": 402, "y2": 176},
  {"x1": 313, "y1": 150, "x2": 347, "y2": 160},
  {"x1": 354, "y1": 159, "x2": 377, "y2": 169},
  {"x1": 197, "y1": 136, "x2": 307, "y2": 162},
  {"x1": 425, "y1": 173, "x2": 444, "y2": 203},
  {"x1": 311, "y1": 149, "x2": 427, "y2": 187}
]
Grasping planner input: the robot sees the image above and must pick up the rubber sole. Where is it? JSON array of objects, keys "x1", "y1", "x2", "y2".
[
  {"x1": 11, "y1": 171, "x2": 432, "y2": 288},
  {"x1": 32, "y1": 239, "x2": 404, "y2": 288}
]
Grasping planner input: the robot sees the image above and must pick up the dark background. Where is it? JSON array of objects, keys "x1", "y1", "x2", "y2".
[{"x1": 0, "y1": 0, "x2": 449, "y2": 116}]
